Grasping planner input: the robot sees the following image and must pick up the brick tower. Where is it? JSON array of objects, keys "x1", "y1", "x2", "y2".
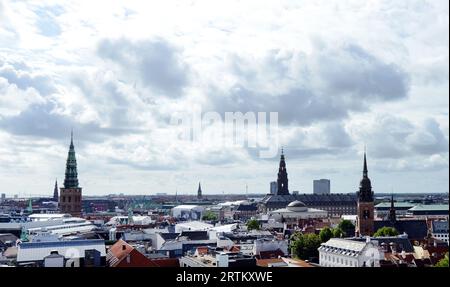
[
  {"x1": 59, "y1": 131, "x2": 82, "y2": 217},
  {"x1": 356, "y1": 151, "x2": 374, "y2": 236}
]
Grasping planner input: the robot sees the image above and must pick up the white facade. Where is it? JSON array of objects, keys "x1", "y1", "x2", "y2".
[
  {"x1": 28, "y1": 214, "x2": 72, "y2": 222},
  {"x1": 268, "y1": 201, "x2": 328, "y2": 221},
  {"x1": 17, "y1": 239, "x2": 106, "y2": 264},
  {"x1": 313, "y1": 179, "x2": 330, "y2": 195},
  {"x1": 172, "y1": 205, "x2": 205, "y2": 220},
  {"x1": 318, "y1": 238, "x2": 384, "y2": 267},
  {"x1": 431, "y1": 221, "x2": 449, "y2": 244},
  {"x1": 106, "y1": 215, "x2": 155, "y2": 226},
  {"x1": 44, "y1": 254, "x2": 65, "y2": 267},
  {"x1": 175, "y1": 221, "x2": 213, "y2": 233}
]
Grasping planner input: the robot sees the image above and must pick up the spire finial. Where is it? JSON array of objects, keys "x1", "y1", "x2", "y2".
[
  {"x1": 281, "y1": 146, "x2": 284, "y2": 155},
  {"x1": 363, "y1": 149, "x2": 368, "y2": 177},
  {"x1": 389, "y1": 192, "x2": 396, "y2": 223}
]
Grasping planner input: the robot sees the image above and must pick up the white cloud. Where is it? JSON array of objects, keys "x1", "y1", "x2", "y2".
[{"x1": 0, "y1": 0, "x2": 448, "y2": 195}]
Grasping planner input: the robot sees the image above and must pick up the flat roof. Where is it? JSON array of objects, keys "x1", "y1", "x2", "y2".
[
  {"x1": 375, "y1": 202, "x2": 415, "y2": 208},
  {"x1": 408, "y1": 204, "x2": 449, "y2": 211}
]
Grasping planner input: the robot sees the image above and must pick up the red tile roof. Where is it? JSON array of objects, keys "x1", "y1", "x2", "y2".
[{"x1": 256, "y1": 258, "x2": 285, "y2": 267}]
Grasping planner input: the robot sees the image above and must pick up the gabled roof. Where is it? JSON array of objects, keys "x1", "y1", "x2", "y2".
[
  {"x1": 351, "y1": 236, "x2": 414, "y2": 253},
  {"x1": 158, "y1": 232, "x2": 180, "y2": 241}
]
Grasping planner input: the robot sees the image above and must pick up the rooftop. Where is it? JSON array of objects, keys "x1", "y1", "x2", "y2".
[{"x1": 408, "y1": 204, "x2": 449, "y2": 211}]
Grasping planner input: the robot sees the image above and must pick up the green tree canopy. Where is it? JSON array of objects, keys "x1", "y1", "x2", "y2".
[
  {"x1": 290, "y1": 233, "x2": 322, "y2": 260},
  {"x1": 202, "y1": 211, "x2": 218, "y2": 221},
  {"x1": 246, "y1": 219, "x2": 261, "y2": 231},
  {"x1": 435, "y1": 253, "x2": 449, "y2": 267},
  {"x1": 332, "y1": 227, "x2": 345, "y2": 238},
  {"x1": 338, "y1": 220, "x2": 355, "y2": 236},
  {"x1": 319, "y1": 227, "x2": 333, "y2": 242},
  {"x1": 373, "y1": 226, "x2": 399, "y2": 237}
]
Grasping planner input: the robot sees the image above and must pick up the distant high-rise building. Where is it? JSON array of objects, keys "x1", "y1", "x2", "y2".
[
  {"x1": 53, "y1": 179, "x2": 59, "y2": 202},
  {"x1": 270, "y1": 181, "x2": 277, "y2": 194},
  {"x1": 313, "y1": 179, "x2": 331, "y2": 195},
  {"x1": 197, "y1": 182, "x2": 202, "y2": 200},
  {"x1": 0, "y1": 193, "x2": 5, "y2": 202},
  {"x1": 260, "y1": 150, "x2": 356, "y2": 215},
  {"x1": 59, "y1": 131, "x2": 82, "y2": 217}
]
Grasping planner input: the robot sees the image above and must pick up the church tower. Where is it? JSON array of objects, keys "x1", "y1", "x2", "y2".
[
  {"x1": 277, "y1": 148, "x2": 289, "y2": 195},
  {"x1": 59, "y1": 131, "x2": 82, "y2": 217},
  {"x1": 389, "y1": 194, "x2": 397, "y2": 224},
  {"x1": 197, "y1": 182, "x2": 202, "y2": 200},
  {"x1": 356, "y1": 151, "x2": 374, "y2": 236},
  {"x1": 53, "y1": 179, "x2": 59, "y2": 202}
]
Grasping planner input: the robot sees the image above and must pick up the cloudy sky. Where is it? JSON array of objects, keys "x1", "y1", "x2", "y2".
[{"x1": 0, "y1": 0, "x2": 448, "y2": 197}]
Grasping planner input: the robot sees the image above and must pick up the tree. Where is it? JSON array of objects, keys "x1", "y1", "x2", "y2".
[
  {"x1": 319, "y1": 227, "x2": 333, "y2": 242},
  {"x1": 202, "y1": 211, "x2": 218, "y2": 221},
  {"x1": 246, "y1": 219, "x2": 260, "y2": 231},
  {"x1": 373, "y1": 226, "x2": 399, "y2": 237},
  {"x1": 435, "y1": 253, "x2": 449, "y2": 267},
  {"x1": 338, "y1": 220, "x2": 355, "y2": 236},
  {"x1": 290, "y1": 233, "x2": 322, "y2": 260},
  {"x1": 332, "y1": 227, "x2": 345, "y2": 238}
]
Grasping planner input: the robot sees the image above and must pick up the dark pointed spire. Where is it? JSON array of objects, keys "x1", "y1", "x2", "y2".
[
  {"x1": 277, "y1": 148, "x2": 289, "y2": 195},
  {"x1": 358, "y1": 150, "x2": 373, "y2": 202},
  {"x1": 363, "y1": 151, "x2": 368, "y2": 177},
  {"x1": 64, "y1": 130, "x2": 79, "y2": 188},
  {"x1": 197, "y1": 182, "x2": 202, "y2": 200},
  {"x1": 389, "y1": 193, "x2": 396, "y2": 223},
  {"x1": 53, "y1": 179, "x2": 59, "y2": 201}
]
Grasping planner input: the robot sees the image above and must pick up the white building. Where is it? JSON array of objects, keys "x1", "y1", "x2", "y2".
[
  {"x1": 318, "y1": 238, "x2": 384, "y2": 267},
  {"x1": 17, "y1": 239, "x2": 106, "y2": 266},
  {"x1": 313, "y1": 179, "x2": 330, "y2": 195},
  {"x1": 268, "y1": 201, "x2": 328, "y2": 222},
  {"x1": 431, "y1": 221, "x2": 449, "y2": 244},
  {"x1": 172, "y1": 205, "x2": 205, "y2": 220},
  {"x1": 28, "y1": 214, "x2": 72, "y2": 222},
  {"x1": 106, "y1": 215, "x2": 155, "y2": 226},
  {"x1": 175, "y1": 221, "x2": 213, "y2": 233}
]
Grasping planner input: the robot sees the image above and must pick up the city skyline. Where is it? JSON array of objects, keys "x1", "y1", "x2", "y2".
[{"x1": 0, "y1": 1, "x2": 449, "y2": 196}]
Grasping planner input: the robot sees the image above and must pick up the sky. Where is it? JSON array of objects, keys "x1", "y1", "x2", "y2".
[{"x1": 0, "y1": 0, "x2": 448, "y2": 197}]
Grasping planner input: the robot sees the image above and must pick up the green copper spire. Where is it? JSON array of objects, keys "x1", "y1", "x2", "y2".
[
  {"x1": 27, "y1": 198, "x2": 33, "y2": 213},
  {"x1": 64, "y1": 130, "x2": 79, "y2": 188}
]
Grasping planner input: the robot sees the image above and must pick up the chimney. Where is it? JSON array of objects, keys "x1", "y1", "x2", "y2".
[{"x1": 390, "y1": 242, "x2": 397, "y2": 255}]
